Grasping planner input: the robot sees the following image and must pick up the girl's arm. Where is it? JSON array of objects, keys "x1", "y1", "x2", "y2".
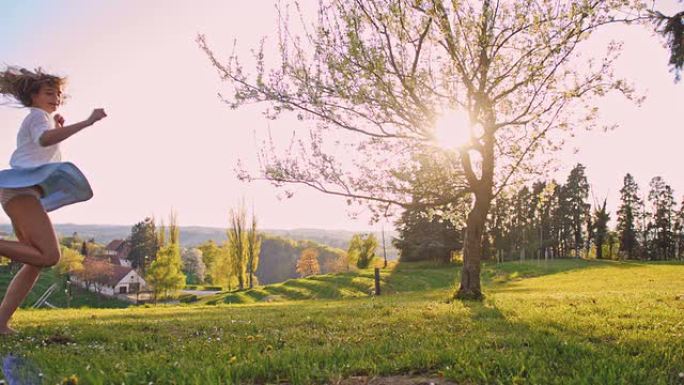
[{"x1": 39, "y1": 109, "x2": 107, "y2": 147}]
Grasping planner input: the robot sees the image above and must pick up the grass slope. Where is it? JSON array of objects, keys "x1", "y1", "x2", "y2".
[
  {"x1": 197, "y1": 259, "x2": 591, "y2": 305},
  {"x1": 0, "y1": 260, "x2": 682, "y2": 385},
  {"x1": 0, "y1": 268, "x2": 130, "y2": 310}
]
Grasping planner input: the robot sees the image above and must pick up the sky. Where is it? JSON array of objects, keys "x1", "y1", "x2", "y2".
[{"x1": 0, "y1": 1, "x2": 682, "y2": 231}]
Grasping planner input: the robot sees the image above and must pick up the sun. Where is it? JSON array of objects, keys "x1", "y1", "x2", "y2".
[{"x1": 432, "y1": 108, "x2": 472, "y2": 149}]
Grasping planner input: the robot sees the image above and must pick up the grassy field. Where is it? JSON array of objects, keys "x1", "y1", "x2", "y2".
[{"x1": 0, "y1": 259, "x2": 682, "y2": 384}]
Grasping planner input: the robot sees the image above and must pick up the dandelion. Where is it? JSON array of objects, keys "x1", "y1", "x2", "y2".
[{"x1": 61, "y1": 374, "x2": 79, "y2": 385}]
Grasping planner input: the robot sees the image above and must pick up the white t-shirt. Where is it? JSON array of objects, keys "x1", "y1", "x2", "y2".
[{"x1": 9, "y1": 107, "x2": 61, "y2": 168}]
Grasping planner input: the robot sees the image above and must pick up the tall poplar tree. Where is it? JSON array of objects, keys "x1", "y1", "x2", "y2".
[
  {"x1": 246, "y1": 211, "x2": 261, "y2": 289},
  {"x1": 227, "y1": 204, "x2": 248, "y2": 290}
]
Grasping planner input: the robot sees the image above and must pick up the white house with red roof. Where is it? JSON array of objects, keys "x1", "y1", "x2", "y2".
[{"x1": 70, "y1": 256, "x2": 146, "y2": 297}]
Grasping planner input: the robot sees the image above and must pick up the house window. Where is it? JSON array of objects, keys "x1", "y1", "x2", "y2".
[{"x1": 119, "y1": 286, "x2": 127, "y2": 294}]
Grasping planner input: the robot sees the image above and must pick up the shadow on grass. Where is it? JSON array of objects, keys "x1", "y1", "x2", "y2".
[
  {"x1": 384, "y1": 258, "x2": 601, "y2": 296},
  {"x1": 479, "y1": 258, "x2": 643, "y2": 286},
  {"x1": 453, "y1": 299, "x2": 678, "y2": 384}
]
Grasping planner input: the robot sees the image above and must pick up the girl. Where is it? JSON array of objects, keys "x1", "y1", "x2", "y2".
[{"x1": 0, "y1": 67, "x2": 107, "y2": 335}]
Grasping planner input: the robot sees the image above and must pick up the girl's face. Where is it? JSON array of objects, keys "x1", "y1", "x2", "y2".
[{"x1": 31, "y1": 85, "x2": 62, "y2": 113}]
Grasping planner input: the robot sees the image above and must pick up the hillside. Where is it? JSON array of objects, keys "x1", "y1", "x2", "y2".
[
  {"x1": 0, "y1": 223, "x2": 400, "y2": 259},
  {"x1": 196, "y1": 259, "x2": 609, "y2": 304},
  {"x1": 256, "y1": 235, "x2": 349, "y2": 285},
  {"x1": 2, "y1": 260, "x2": 682, "y2": 384}
]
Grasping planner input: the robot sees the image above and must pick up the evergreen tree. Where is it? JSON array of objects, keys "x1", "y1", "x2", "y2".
[
  {"x1": 593, "y1": 199, "x2": 610, "y2": 259},
  {"x1": 511, "y1": 186, "x2": 533, "y2": 261},
  {"x1": 128, "y1": 217, "x2": 158, "y2": 274},
  {"x1": 648, "y1": 176, "x2": 675, "y2": 259},
  {"x1": 674, "y1": 197, "x2": 684, "y2": 260},
  {"x1": 565, "y1": 164, "x2": 590, "y2": 258},
  {"x1": 534, "y1": 181, "x2": 557, "y2": 260},
  {"x1": 490, "y1": 192, "x2": 513, "y2": 262},
  {"x1": 549, "y1": 182, "x2": 571, "y2": 258},
  {"x1": 617, "y1": 174, "x2": 642, "y2": 259},
  {"x1": 394, "y1": 207, "x2": 463, "y2": 263},
  {"x1": 650, "y1": 5, "x2": 684, "y2": 81}
]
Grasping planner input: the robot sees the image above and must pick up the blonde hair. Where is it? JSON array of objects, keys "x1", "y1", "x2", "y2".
[{"x1": 0, "y1": 66, "x2": 66, "y2": 107}]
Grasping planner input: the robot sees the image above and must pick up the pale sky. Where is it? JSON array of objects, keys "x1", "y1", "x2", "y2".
[{"x1": 0, "y1": 1, "x2": 681, "y2": 230}]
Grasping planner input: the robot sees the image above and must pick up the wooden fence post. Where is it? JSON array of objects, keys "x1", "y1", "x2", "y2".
[{"x1": 374, "y1": 267, "x2": 381, "y2": 296}]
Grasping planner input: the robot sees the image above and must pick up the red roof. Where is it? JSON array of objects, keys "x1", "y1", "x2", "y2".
[
  {"x1": 82, "y1": 257, "x2": 137, "y2": 287},
  {"x1": 105, "y1": 239, "x2": 126, "y2": 251}
]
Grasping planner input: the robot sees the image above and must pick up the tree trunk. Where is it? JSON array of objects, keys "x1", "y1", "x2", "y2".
[{"x1": 456, "y1": 193, "x2": 490, "y2": 300}]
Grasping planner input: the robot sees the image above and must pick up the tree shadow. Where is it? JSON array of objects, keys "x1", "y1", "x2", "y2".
[{"x1": 454, "y1": 300, "x2": 680, "y2": 384}]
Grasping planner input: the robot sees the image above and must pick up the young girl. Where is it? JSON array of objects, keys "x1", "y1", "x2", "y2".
[{"x1": 0, "y1": 67, "x2": 107, "y2": 335}]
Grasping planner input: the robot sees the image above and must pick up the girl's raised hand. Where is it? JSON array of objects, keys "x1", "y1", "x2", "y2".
[
  {"x1": 88, "y1": 108, "x2": 107, "y2": 124},
  {"x1": 54, "y1": 114, "x2": 65, "y2": 128}
]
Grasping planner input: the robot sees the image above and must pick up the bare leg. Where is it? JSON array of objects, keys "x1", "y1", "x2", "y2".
[
  {"x1": 0, "y1": 264, "x2": 42, "y2": 334},
  {"x1": 0, "y1": 196, "x2": 60, "y2": 268},
  {"x1": 0, "y1": 195, "x2": 61, "y2": 334}
]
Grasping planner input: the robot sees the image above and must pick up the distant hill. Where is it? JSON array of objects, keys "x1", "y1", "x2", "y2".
[{"x1": 0, "y1": 223, "x2": 400, "y2": 260}]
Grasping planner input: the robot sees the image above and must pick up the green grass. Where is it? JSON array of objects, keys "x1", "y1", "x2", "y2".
[
  {"x1": 1, "y1": 260, "x2": 683, "y2": 384},
  {"x1": 199, "y1": 259, "x2": 599, "y2": 305}
]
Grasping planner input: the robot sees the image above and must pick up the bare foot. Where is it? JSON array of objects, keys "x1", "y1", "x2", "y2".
[{"x1": 0, "y1": 326, "x2": 18, "y2": 336}]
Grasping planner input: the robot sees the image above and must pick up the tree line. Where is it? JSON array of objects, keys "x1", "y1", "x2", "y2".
[{"x1": 394, "y1": 163, "x2": 684, "y2": 262}]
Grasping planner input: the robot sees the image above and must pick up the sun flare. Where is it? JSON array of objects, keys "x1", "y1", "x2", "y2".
[{"x1": 432, "y1": 108, "x2": 472, "y2": 149}]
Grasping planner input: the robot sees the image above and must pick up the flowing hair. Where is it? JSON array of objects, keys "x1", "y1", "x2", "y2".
[{"x1": 0, "y1": 66, "x2": 66, "y2": 107}]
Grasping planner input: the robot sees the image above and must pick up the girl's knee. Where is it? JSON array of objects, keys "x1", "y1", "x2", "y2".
[{"x1": 41, "y1": 250, "x2": 61, "y2": 267}]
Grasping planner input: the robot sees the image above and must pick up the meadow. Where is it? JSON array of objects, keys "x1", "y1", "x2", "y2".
[{"x1": 0, "y1": 259, "x2": 682, "y2": 385}]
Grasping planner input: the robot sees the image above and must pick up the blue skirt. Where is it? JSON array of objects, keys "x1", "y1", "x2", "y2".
[{"x1": 0, "y1": 162, "x2": 93, "y2": 212}]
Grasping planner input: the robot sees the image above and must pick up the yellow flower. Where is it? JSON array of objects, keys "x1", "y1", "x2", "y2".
[{"x1": 61, "y1": 375, "x2": 79, "y2": 385}]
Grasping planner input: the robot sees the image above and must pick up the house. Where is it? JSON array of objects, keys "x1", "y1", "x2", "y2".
[
  {"x1": 101, "y1": 239, "x2": 132, "y2": 267},
  {"x1": 70, "y1": 257, "x2": 146, "y2": 296}
]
